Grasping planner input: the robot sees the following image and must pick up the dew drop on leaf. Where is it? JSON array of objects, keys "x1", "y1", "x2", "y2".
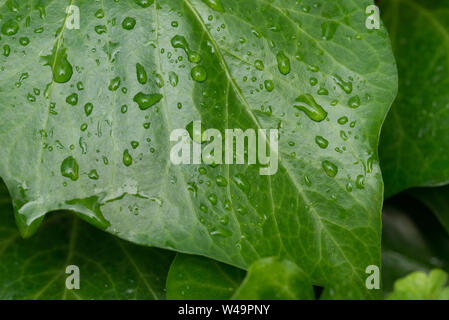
[
  {"x1": 1, "y1": 20, "x2": 19, "y2": 36},
  {"x1": 136, "y1": 63, "x2": 148, "y2": 84},
  {"x1": 276, "y1": 51, "x2": 291, "y2": 75},
  {"x1": 122, "y1": 17, "x2": 136, "y2": 30},
  {"x1": 322, "y1": 160, "x2": 338, "y2": 177},
  {"x1": 191, "y1": 65, "x2": 207, "y2": 82},
  {"x1": 133, "y1": 92, "x2": 163, "y2": 110},
  {"x1": 61, "y1": 156, "x2": 79, "y2": 181},
  {"x1": 315, "y1": 136, "x2": 329, "y2": 149},
  {"x1": 123, "y1": 149, "x2": 133, "y2": 167},
  {"x1": 294, "y1": 94, "x2": 328, "y2": 122}
]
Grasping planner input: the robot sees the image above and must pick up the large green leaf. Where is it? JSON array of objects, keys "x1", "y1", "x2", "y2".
[
  {"x1": 232, "y1": 257, "x2": 314, "y2": 300},
  {"x1": 382, "y1": 196, "x2": 449, "y2": 294},
  {"x1": 387, "y1": 269, "x2": 449, "y2": 300},
  {"x1": 0, "y1": 181, "x2": 174, "y2": 299},
  {"x1": 166, "y1": 253, "x2": 245, "y2": 300},
  {"x1": 0, "y1": 0, "x2": 397, "y2": 298},
  {"x1": 379, "y1": 0, "x2": 449, "y2": 196},
  {"x1": 410, "y1": 186, "x2": 449, "y2": 235}
]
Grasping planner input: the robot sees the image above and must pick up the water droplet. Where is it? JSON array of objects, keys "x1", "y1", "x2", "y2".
[
  {"x1": 3, "y1": 45, "x2": 11, "y2": 57},
  {"x1": 348, "y1": 96, "x2": 361, "y2": 108},
  {"x1": 133, "y1": 92, "x2": 163, "y2": 110},
  {"x1": 334, "y1": 75, "x2": 353, "y2": 94},
  {"x1": 108, "y1": 77, "x2": 121, "y2": 91},
  {"x1": 95, "y1": 25, "x2": 107, "y2": 34},
  {"x1": 264, "y1": 79, "x2": 274, "y2": 92},
  {"x1": 255, "y1": 59, "x2": 264, "y2": 71},
  {"x1": 317, "y1": 87, "x2": 328, "y2": 95},
  {"x1": 191, "y1": 65, "x2": 207, "y2": 82},
  {"x1": 294, "y1": 94, "x2": 328, "y2": 122},
  {"x1": 1, "y1": 20, "x2": 19, "y2": 36},
  {"x1": 95, "y1": 9, "x2": 105, "y2": 18},
  {"x1": 201, "y1": 0, "x2": 225, "y2": 12},
  {"x1": 88, "y1": 170, "x2": 99, "y2": 180},
  {"x1": 208, "y1": 193, "x2": 218, "y2": 205},
  {"x1": 61, "y1": 156, "x2": 79, "y2": 181},
  {"x1": 322, "y1": 160, "x2": 338, "y2": 177},
  {"x1": 66, "y1": 93, "x2": 78, "y2": 106},
  {"x1": 19, "y1": 37, "x2": 30, "y2": 46},
  {"x1": 169, "y1": 71, "x2": 179, "y2": 87},
  {"x1": 136, "y1": 63, "x2": 147, "y2": 84},
  {"x1": 42, "y1": 47, "x2": 73, "y2": 83},
  {"x1": 315, "y1": 136, "x2": 329, "y2": 149},
  {"x1": 122, "y1": 17, "x2": 136, "y2": 30},
  {"x1": 338, "y1": 116, "x2": 348, "y2": 124},
  {"x1": 134, "y1": 0, "x2": 154, "y2": 8},
  {"x1": 84, "y1": 103, "x2": 93, "y2": 116},
  {"x1": 321, "y1": 21, "x2": 338, "y2": 40},
  {"x1": 216, "y1": 176, "x2": 228, "y2": 187},
  {"x1": 233, "y1": 174, "x2": 250, "y2": 194},
  {"x1": 276, "y1": 51, "x2": 291, "y2": 75},
  {"x1": 123, "y1": 149, "x2": 133, "y2": 166},
  {"x1": 356, "y1": 175, "x2": 365, "y2": 189},
  {"x1": 171, "y1": 35, "x2": 201, "y2": 63}
]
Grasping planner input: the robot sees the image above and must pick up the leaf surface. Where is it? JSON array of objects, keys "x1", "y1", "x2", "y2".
[
  {"x1": 379, "y1": 0, "x2": 449, "y2": 196},
  {"x1": 0, "y1": 181, "x2": 174, "y2": 300},
  {"x1": 166, "y1": 253, "x2": 245, "y2": 300},
  {"x1": 231, "y1": 257, "x2": 314, "y2": 300},
  {"x1": 0, "y1": 0, "x2": 397, "y2": 298}
]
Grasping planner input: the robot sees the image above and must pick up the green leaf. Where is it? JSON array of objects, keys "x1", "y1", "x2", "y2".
[
  {"x1": 410, "y1": 186, "x2": 449, "y2": 236},
  {"x1": 232, "y1": 257, "x2": 314, "y2": 300},
  {"x1": 0, "y1": 181, "x2": 174, "y2": 300},
  {"x1": 382, "y1": 196, "x2": 449, "y2": 294},
  {"x1": 166, "y1": 254, "x2": 245, "y2": 300},
  {"x1": 0, "y1": 0, "x2": 397, "y2": 298},
  {"x1": 387, "y1": 269, "x2": 449, "y2": 300},
  {"x1": 379, "y1": 0, "x2": 449, "y2": 196}
]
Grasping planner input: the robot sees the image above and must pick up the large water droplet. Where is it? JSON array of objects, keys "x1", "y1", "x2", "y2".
[
  {"x1": 201, "y1": 0, "x2": 225, "y2": 12},
  {"x1": 322, "y1": 160, "x2": 338, "y2": 177},
  {"x1": 136, "y1": 63, "x2": 147, "y2": 84},
  {"x1": 191, "y1": 65, "x2": 207, "y2": 82},
  {"x1": 42, "y1": 47, "x2": 73, "y2": 83},
  {"x1": 122, "y1": 17, "x2": 136, "y2": 30},
  {"x1": 294, "y1": 94, "x2": 328, "y2": 122},
  {"x1": 315, "y1": 136, "x2": 329, "y2": 149},
  {"x1": 1, "y1": 20, "x2": 19, "y2": 36},
  {"x1": 123, "y1": 149, "x2": 133, "y2": 166},
  {"x1": 61, "y1": 156, "x2": 79, "y2": 181},
  {"x1": 276, "y1": 51, "x2": 291, "y2": 75},
  {"x1": 133, "y1": 92, "x2": 163, "y2": 110}
]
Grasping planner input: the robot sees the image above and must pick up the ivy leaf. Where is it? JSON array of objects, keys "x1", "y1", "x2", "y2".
[
  {"x1": 382, "y1": 196, "x2": 449, "y2": 294},
  {"x1": 0, "y1": 0, "x2": 397, "y2": 298},
  {"x1": 231, "y1": 257, "x2": 314, "y2": 300},
  {"x1": 166, "y1": 254, "x2": 245, "y2": 300},
  {"x1": 379, "y1": 0, "x2": 449, "y2": 196},
  {"x1": 0, "y1": 181, "x2": 174, "y2": 300},
  {"x1": 387, "y1": 269, "x2": 449, "y2": 300},
  {"x1": 410, "y1": 186, "x2": 449, "y2": 236}
]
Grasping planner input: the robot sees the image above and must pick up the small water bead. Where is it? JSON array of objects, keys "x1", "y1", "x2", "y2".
[
  {"x1": 134, "y1": 0, "x2": 154, "y2": 8},
  {"x1": 66, "y1": 93, "x2": 78, "y2": 105},
  {"x1": 77, "y1": 81, "x2": 84, "y2": 90},
  {"x1": 108, "y1": 77, "x2": 121, "y2": 91},
  {"x1": 307, "y1": 65, "x2": 320, "y2": 73},
  {"x1": 338, "y1": 116, "x2": 348, "y2": 125},
  {"x1": 95, "y1": 25, "x2": 107, "y2": 34},
  {"x1": 315, "y1": 136, "x2": 329, "y2": 149},
  {"x1": 254, "y1": 59, "x2": 264, "y2": 71},
  {"x1": 170, "y1": 35, "x2": 201, "y2": 63},
  {"x1": 317, "y1": 87, "x2": 328, "y2": 95},
  {"x1": 348, "y1": 96, "x2": 361, "y2": 108},
  {"x1": 356, "y1": 175, "x2": 365, "y2": 189},
  {"x1": 121, "y1": 104, "x2": 128, "y2": 113},
  {"x1": 276, "y1": 51, "x2": 291, "y2": 75},
  {"x1": 34, "y1": 27, "x2": 44, "y2": 33},
  {"x1": 294, "y1": 94, "x2": 328, "y2": 122},
  {"x1": 33, "y1": 88, "x2": 40, "y2": 95},
  {"x1": 3, "y1": 45, "x2": 11, "y2": 57},
  {"x1": 84, "y1": 103, "x2": 93, "y2": 116},
  {"x1": 136, "y1": 63, "x2": 147, "y2": 84},
  {"x1": 19, "y1": 37, "x2": 30, "y2": 46},
  {"x1": 122, "y1": 17, "x2": 136, "y2": 30},
  {"x1": 264, "y1": 80, "x2": 274, "y2": 92},
  {"x1": 27, "y1": 94, "x2": 36, "y2": 102},
  {"x1": 133, "y1": 92, "x2": 163, "y2": 110},
  {"x1": 177, "y1": 102, "x2": 183, "y2": 109},
  {"x1": 171, "y1": 21, "x2": 179, "y2": 28},
  {"x1": 1, "y1": 20, "x2": 19, "y2": 36},
  {"x1": 95, "y1": 9, "x2": 105, "y2": 18},
  {"x1": 191, "y1": 66, "x2": 207, "y2": 82},
  {"x1": 202, "y1": 0, "x2": 225, "y2": 12},
  {"x1": 322, "y1": 160, "x2": 338, "y2": 177},
  {"x1": 88, "y1": 170, "x2": 99, "y2": 180},
  {"x1": 199, "y1": 204, "x2": 208, "y2": 213},
  {"x1": 123, "y1": 149, "x2": 133, "y2": 167},
  {"x1": 80, "y1": 123, "x2": 88, "y2": 131},
  {"x1": 309, "y1": 77, "x2": 318, "y2": 86},
  {"x1": 216, "y1": 176, "x2": 228, "y2": 187},
  {"x1": 168, "y1": 72, "x2": 179, "y2": 88},
  {"x1": 304, "y1": 175, "x2": 312, "y2": 186},
  {"x1": 131, "y1": 141, "x2": 139, "y2": 149},
  {"x1": 334, "y1": 75, "x2": 353, "y2": 94},
  {"x1": 155, "y1": 73, "x2": 164, "y2": 88},
  {"x1": 61, "y1": 156, "x2": 79, "y2": 181}
]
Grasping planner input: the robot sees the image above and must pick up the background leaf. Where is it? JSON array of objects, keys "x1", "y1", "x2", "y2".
[
  {"x1": 379, "y1": 0, "x2": 449, "y2": 196},
  {"x1": 0, "y1": 0, "x2": 397, "y2": 298},
  {"x1": 0, "y1": 181, "x2": 174, "y2": 300},
  {"x1": 231, "y1": 257, "x2": 314, "y2": 300},
  {"x1": 166, "y1": 253, "x2": 245, "y2": 300},
  {"x1": 382, "y1": 195, "x2": 449, "y2": 294}
]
